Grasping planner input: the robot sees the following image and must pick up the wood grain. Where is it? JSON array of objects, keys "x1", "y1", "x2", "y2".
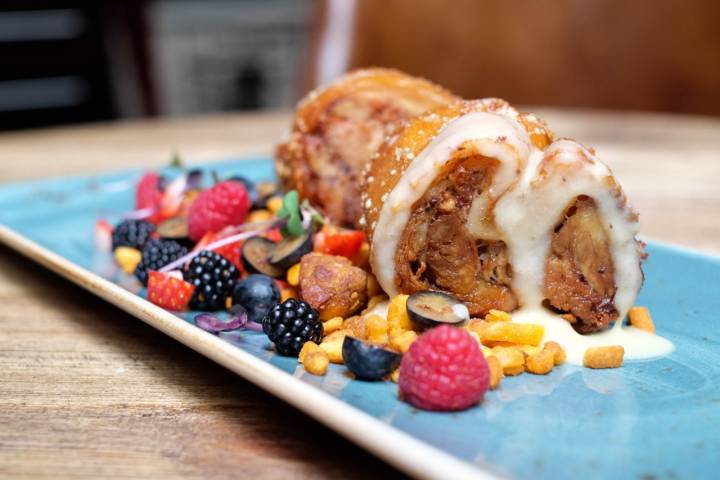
[
  {"x1": 344, "y1": 0, "x2": 720, "y2": 115},
  {"x1": 0, "y1": 109, "x2": 719, "y2": 479}
]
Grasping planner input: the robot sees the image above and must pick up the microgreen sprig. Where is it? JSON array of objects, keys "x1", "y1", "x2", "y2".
[{"x1": 276, "y1": 190, "x2": 304, "y2": 237}]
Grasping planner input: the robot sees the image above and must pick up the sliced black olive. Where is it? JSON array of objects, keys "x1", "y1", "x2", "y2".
[
  {"x1": 342, "y1": 336, "x2": 401, "y2": 381},
  {"x1": 185, "y1": 169, "x2": 204, "y2": 191},
  {"x1": 267, "y1": 232, "x2": 312, "y2": 269},
  {"x1": 241, "y1": 237, "x2": 285, "y2": 278},
  {"x1": 156, "y1": 217, "x2": 193, "y2": 248},
  {"x1": 406, "y1": 291, "x2": 469, "y2": 331}
]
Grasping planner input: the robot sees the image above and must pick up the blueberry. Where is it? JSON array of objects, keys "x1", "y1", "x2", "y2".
[
  {"x1": 232, "y1": 274, "x2": 281, "y2": 323},
  {"x1": 342, "y1": 336, "x2": 402, "y2": 381},
  {"x1": 406, "y1": 290, "x2": 469, "y2": 331}
]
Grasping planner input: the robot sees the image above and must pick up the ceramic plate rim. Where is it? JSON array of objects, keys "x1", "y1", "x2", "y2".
[
  {"x1": 3, "y1": 163, "x2": 719, "y2": 480},
  {"x1": 0, "y1": 224, "x2": 506, "y2": 480}
]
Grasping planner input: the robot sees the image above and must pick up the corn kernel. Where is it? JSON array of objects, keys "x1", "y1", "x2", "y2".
[
  {"x1": 583, "y1": 345, "x2": 624, "y2": 369},
  {"x1": 286, "y1": 263, "x2": 301, "y2": 286},
  {"x1": 304, "y1": 351, "x2": 329, "y2": 375},
  {"x1": 247, "y1": 209, "x2": 273, "y2": 223},
  {"x1": 518, "y1": 345, "x2": 542, "y2": 357},
  {"x1": 299, "y1": 341, "x2": 321, "y2": 364},
  {"x1": 467, "y1": 319, "x2": 489, "y2": 337},
  {"x1": 281, "y1": 287, "x2": 298, "y2": 302},
  {"x1": 543, "y1": 341, "x2": 566, "y2": 365},
  {"x1": 266, "y1": 196, "x2": 283, "y2": 214},
  {"x1": 387, "y1": 294, "x2": 412, "y2": 334},
  {"x1": 628, "y1": 306, "x2": 655, "y2": 334},
  {"x1": 320, "y1": 329, "x2": 349, "y2": 364},
  {"x1": 366, "y1": 294, "x2": 389, "y2": 312},
  {"x1": 492, "y1": 346, "x2": 525, "y2": 376},
  {"x1": 480, "y1": 322, "x2": 545, "y2": 346},
  {"x1": 389, "y1": 368, "x2": 400, "y2": 383},
  {"x1": 525, "y1": 349, "x2": 554, "y2": 375},
  {"x1": 388, "y1": 330, "x2": 417, "y2": 353},
  {"x1": 486, "y1": 355, "x2": 503, "y2": 389},
  {"x1": 366, "y1": 314, "x2": 389, "y2": 345},
  {"x1": 114, "y1": 247, "x2": 142, "y2": 274},
  {"x1": 322, "y1": 317, "x2": 343, "y2": 336},
  {"x1": 344, "y1": 315, "x2": 367, "y2": 339},
  {"x1": 485, "y1": 309, "x2": 512, "y2": 322},
  {"x1": 467, "y1": 330, "x2": 482, "y2": 346}
]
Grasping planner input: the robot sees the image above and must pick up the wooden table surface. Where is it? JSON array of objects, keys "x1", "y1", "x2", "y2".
[{"x1": 0, "y1": 109, "x2": 719, "y2": 479}]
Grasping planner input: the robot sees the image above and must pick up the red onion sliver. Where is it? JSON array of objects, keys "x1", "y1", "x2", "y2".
[
  {"x1": 159, "y1": 219, "x2": 279, "y2": 273},
  {"x1": 245, "y1": 321, "x2": 264, "y2": 332},
  {"x1": 195, "y1": 313, "x2": 244, "y2": 333},
  {"x1": 194, "y1": 307, "x2": 263, "y2": 334},
  {"x1": 99, "y1": 206, "x2": 156, "y2": 220}
]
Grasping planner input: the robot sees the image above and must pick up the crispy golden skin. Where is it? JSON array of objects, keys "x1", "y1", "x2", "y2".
[
  {"x1": 362, "y1": 99, "x2": 639, "y2": 331},
  {"x1": 276, "y1": 68, "x2": 458, "y2": 228},
  {"x1": 362, "y1": 99, "x2": 552, "y2": 317}
]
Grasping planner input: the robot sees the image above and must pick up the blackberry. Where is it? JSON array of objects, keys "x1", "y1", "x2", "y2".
[
  {"x1": 111, "y1": 219, "x2": 155, "y2": 250},
  {"x1": 184, "y1": 250, "x2": 239, "y2": 311},
  {"x1": 262, "y1": 299, "x2": 323, "y2": 356},
  {"x1": 134, "y1": 239, "x2": 188, "y2": 286}
]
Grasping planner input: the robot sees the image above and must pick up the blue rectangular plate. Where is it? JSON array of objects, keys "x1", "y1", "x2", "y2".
[{"x1": 1, "y1": 158, "x2": 719, "y2": 480}]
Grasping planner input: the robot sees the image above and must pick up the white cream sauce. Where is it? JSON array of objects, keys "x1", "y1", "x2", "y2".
[
  {"x1": 512, "y1": 308, "x2": 674, "y2": 365},
  {"x1": 371, "y1": 112, "x2": 674, "y2": 365},
  {"x1": 373, "y1": 111, "x2": 532, "y2": 294}
]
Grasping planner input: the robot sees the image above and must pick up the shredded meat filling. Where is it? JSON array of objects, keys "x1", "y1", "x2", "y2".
[
  {"x1": 543, "y1": 196, "x2": 618, "y2": 333},
  {"x1": 395, "y1": 153, "x2": 518, "y2": 316}
]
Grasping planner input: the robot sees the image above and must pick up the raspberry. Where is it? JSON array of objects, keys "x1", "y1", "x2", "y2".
[
  {"x1": 188, "y1": 180, "x2": 250, "y2": 242},
  {"x1": 136, "y1": 172, "x2": 164, "y2": 223},
  {"x1": 399, "y1": 325, "x2": 489, "y2": 411}
]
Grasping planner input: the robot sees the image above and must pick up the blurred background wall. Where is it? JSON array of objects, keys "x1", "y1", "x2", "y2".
[{"x1": 2, "y1": 0, "x2": 719, "y2": 131}]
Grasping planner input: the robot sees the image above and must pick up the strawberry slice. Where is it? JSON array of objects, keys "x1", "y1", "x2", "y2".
[
  {"x1": 147, "y1": 270, "x2": 195, "y2": 311},
  {"x1": 95, "y1": 219, "x2": 113, "y2": 252},
  {"x1": 136, "y1": 172, "x2": 165, "y2": 224},
  {"x1": 194, "y1": 229, "x2": 244, "y2": 272},
  {"x1": 314, "y1": 227, "x2": 366, "y2": 259},
  {"x1": 264, "y1": 227, "x2": 283, "y2": 244}
]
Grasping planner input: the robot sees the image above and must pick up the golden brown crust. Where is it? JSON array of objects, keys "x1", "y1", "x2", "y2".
[
  {"x1": 361, "y1": 98, "x2": 554, "y2": 239},
  {"x1": 361, "y1": 99, "x2": 555, "y2": 316},
  {"x1": 276, "y1": 68, "x2": 458, "y2": 228},
  {"x1": 299, "y1": 253, "x2": 369, "y2": 321},
  {"x1": 362, "y1": 97, "x2": 643, "y2": 327}
]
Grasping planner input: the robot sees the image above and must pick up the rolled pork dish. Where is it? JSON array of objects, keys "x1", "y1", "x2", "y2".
[
  {"x1": 275, "y1": 68, "x2": 458, "y2": 229},
  {"x1": 361, "y1": 99, "x2": 645, "y2": 334}
]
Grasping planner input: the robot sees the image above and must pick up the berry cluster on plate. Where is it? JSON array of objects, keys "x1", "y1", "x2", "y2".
[{"x1": 95, "y1": 167, "x2": 577, "y2": 413}]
